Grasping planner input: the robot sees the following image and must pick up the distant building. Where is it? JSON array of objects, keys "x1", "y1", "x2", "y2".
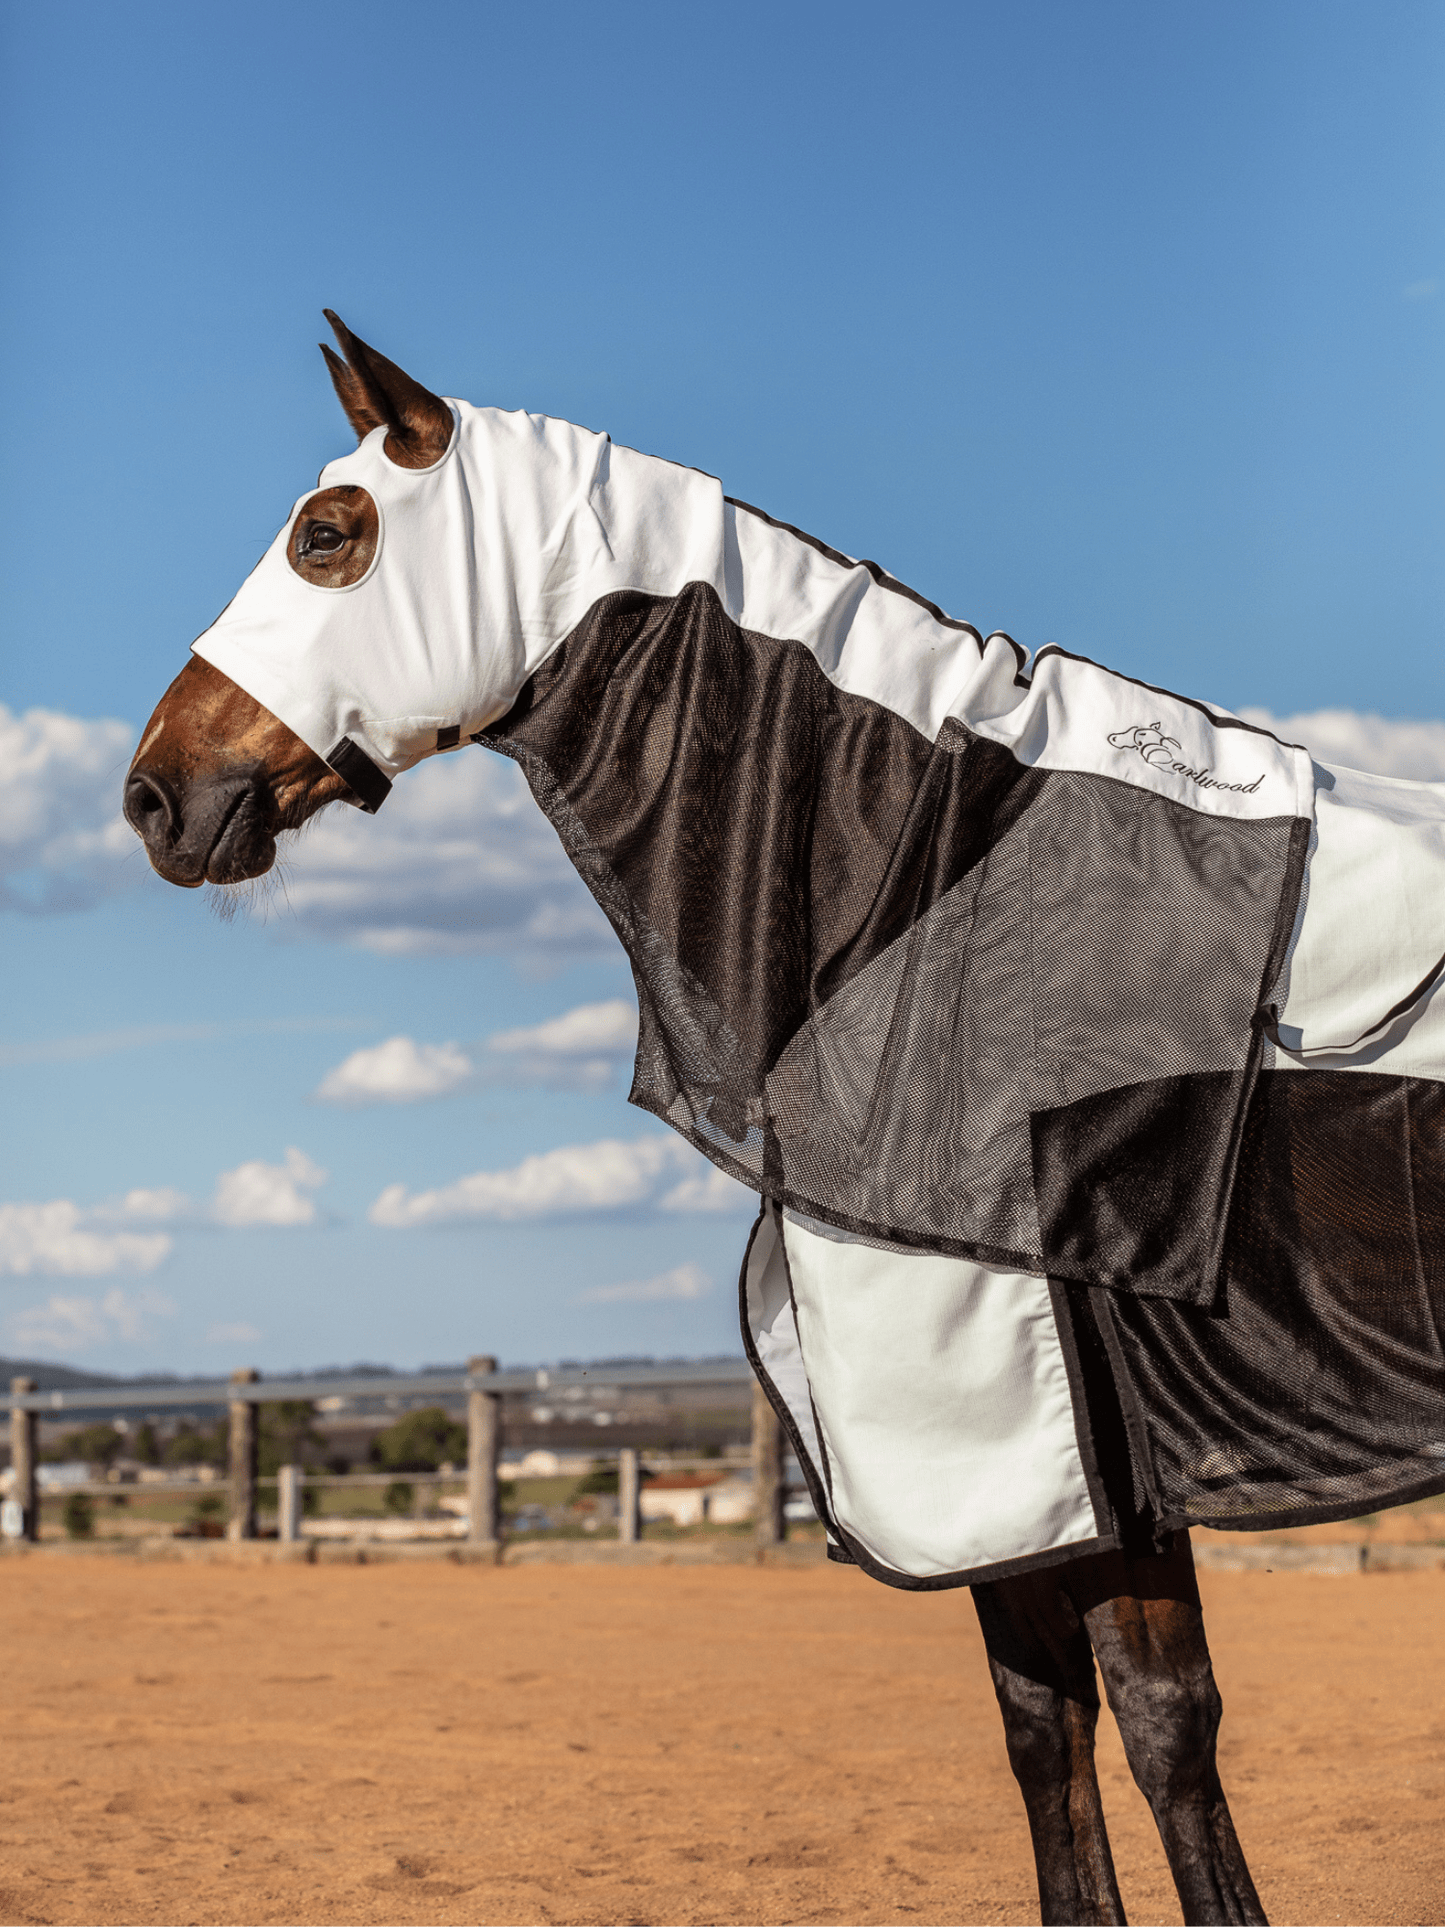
[
  {"x1": 35, "y1": 1462, "x2": 92, "y2": 1491},
  {"x1": 639, "y1": 1471, "x2": 753, "y2": 1527}
]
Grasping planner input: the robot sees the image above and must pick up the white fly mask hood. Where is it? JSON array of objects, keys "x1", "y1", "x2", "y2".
[{"x1": 192, "y1": 400, "x2": 730, "y2": 810}]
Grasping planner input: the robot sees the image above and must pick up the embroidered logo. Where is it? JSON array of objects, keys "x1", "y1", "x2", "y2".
[{"x1": 1106, "y1": 722, "x2": 1264, "y2": 796}]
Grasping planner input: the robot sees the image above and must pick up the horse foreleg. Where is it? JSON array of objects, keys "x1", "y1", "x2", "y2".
[
  {"x1": 1077, "y1": 1534, "x2": 1266, "y2": 1926},
  {"x1": 973, "y1": 1572, "x2": 1126, "y2": 1925}
]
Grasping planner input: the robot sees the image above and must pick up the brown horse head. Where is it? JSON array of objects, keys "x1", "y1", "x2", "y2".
[{"x1": 124, "y1": 312, "x2": 453, "y2": 887}]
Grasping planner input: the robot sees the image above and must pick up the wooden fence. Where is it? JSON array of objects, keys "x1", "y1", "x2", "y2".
[{"x1": 5, "y1": 1359, "x2": 786, "y2": 1550}]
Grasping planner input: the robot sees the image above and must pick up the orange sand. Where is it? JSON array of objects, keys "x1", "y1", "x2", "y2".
[{"x1": 2, "y1": 1555, "x2": 1444, "y2": 1925}]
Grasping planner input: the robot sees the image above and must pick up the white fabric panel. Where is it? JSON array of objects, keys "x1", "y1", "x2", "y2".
[
  {"x1": 780, "y1": 1214, "x2": 1100, "y2": 1578},
  {"x1": 1271, "y1": 760, "x2": 1445, "y2": 1081},
  {"x1": 727, "y1": 504, "x2": 1313, "y2": 822},
  {"x1": 742, "y1": 1209, "x2": 824, "y2": 1479},
  {"x1": 722, "y1": 503, "x2": 1014, "y2": 745}
]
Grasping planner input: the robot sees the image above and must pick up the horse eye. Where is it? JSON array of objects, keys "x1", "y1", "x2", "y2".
[{"x1": 305, "y1": 524, "x2": 345, "y2": 554}]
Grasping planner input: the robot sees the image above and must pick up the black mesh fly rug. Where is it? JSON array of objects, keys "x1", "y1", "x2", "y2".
[{"x1": 189, "y1": 379, "x2": 1445, "y2": 1591}]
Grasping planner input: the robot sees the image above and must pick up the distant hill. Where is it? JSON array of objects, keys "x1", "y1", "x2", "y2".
[{"x1": 0, "y1": 1355, "x2": 128, "y2": 1392}]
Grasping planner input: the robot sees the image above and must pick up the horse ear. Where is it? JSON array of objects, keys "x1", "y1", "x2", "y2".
[
  {"x1": 320, "y1": 312, "x2": 453, "y2": 470},
  {"x1": 320, "y1": 340, "x2": 388, "y2": 445}
]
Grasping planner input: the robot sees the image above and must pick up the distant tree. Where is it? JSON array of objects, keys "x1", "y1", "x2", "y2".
[
  {"x1": 47, "y1": 1422, "x2": 124, "y2": 1467},
  {"x1": 259, "y1": 1400, "x2": 324, "y2": 1478},
  {"x1": 132, "y1": 1420, "x2": 160, "y2": 1465},
  {"x1": 164, "y1": 1420, "x2": 227, "y2": 1467},
  {"x1": 382, "y1": 1480, "x2": 414, "y2": 1515},
  {"x1": 371, "y1": 1406, "x2": 466, "y2": 1472}
]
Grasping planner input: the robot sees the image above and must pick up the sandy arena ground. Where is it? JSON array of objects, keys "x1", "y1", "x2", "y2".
[{"x1": 3, "y1": 1555, "x2": 1445, "y2": 1927}]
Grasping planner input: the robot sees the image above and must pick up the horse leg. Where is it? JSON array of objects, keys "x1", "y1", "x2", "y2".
[
  {"x1": 972, "y1": 1569, "x2": 1126, "y2": 1925},
  {"x1": 1071, "y1": 1534, "x2": 1266, "y2": 1926}
]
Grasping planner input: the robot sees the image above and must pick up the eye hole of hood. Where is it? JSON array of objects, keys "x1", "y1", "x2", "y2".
[{"x1": 287, "y1": 484, "x2": 380, "y2": 589}]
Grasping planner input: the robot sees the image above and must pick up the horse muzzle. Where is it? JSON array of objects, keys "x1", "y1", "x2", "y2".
[{"x1": 124, "y1": 767, "x2": 278, "y2": 887}]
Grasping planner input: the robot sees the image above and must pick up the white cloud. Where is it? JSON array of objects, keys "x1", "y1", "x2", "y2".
[
  {"x1": 0, "y1": 1151, "x2": 332, "y2": 1271},
  {"x1": 0, "y1": 706, "x2": 140, "y2": 913},
  {"x1": 488, "y1": 999, "x2": 637, "y2": 1058},
  {"x1": 212, "y1": 1148, "x2": 328, "y2": 1228},
  {"x1": 1239, "y1": 709, "x2": 1445, "y2": 781},
  {"x1": 0, "y1": 1016, "x2": 360, "y2": 1070},
  {"x1": 0, "y1": 1201, "x2": 172, "y2": 1277},
  {"x1": 483, "y1": 998, "x2": 637, "y2": 1090},
  {"x1": 314, "y1": 1000, "x2": 639, "y2": 1106},
  {"x1": 206, "y1": 1321, "x2": 263, "y2": 1345},
  {"x1": 110, "y1": 1187, "x2": 192, "y2": 1224},
  {"x1": 657, "y1": 1164, "x2": 756, "y2": 1214},
  {"x1": 0, "y1": 707, "x2": 608, "y2": 957},
  {"x1": 315, "y1": 1036, "x2": 474, "y2": 1105},
  {"x1": 369, "y1": 1134, "x2": 755, "y2": 1228},
  {"x1": 576, "y1": 1262, "x2": 711, "y2": 1305},
  {"x1": 272, "y1": 750, "x2": 612, "y2": 960},
  {"x1": 9, "y1": 1287, "x2": 175, "y2": 1353}
]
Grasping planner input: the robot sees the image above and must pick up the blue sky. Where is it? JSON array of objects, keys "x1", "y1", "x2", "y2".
[{"x1": 1, "y1": 0, "x2": 1441, "y2": 1373}]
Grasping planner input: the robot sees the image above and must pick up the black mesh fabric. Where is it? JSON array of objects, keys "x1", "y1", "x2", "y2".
[
  {"x1": 1098, "y1": 1068, "x2": 1445, "y2": 1528},
  {"x1": 484, "y1": 581, "x2": 1304, "y2": 1304}
]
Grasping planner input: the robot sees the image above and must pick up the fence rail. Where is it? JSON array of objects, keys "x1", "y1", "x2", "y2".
[
  {"x1": 5, "y1": 1358, "x2": 756, "y2": 1414},
  {"x1": 5, "y1": 1359, "x2": 786, "y2": 1553}
]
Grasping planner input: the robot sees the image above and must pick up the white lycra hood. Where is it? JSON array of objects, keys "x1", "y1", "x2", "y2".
[{"x1": 192, "y1": 400, "x2": 731, "y2": 809}]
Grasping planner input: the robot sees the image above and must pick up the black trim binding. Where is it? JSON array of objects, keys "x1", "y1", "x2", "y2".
[
  {"x1": 325, "y1": 736, "x2": 391, "y2": 813},
  {"x1": 1045, "y1": 1278, "x2": 1120, "y2": 1547},
  {"x1": 1263, "y1": 947, "x2": 1445, "y2": 1059},
  {"x1": 1031, "y1": 644, "x2": 1309, "y2": 754},
  {"x1": 735, "y1": 1204, "x2": 847, "y2": 1556},
  {"x1": 725, "y1": 496, "x2": 1030, "y2": 677}
]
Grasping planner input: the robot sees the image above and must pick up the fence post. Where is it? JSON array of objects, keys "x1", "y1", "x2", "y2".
[
  {"x1": 466, "y1": 1354, "x2": 500, "y2": 1546},
  {"x1": 277, "y1": 1463, "x2": 302, "y2": 1543},
  {"x1": 751, "y1": 1378, "x2": 785, "y2": 1545},
  {"x1": 618, "y1": 1446, "x2": 641, "y2": 1543},
  {"x1": 227, "y1": 1368, "x2": 260, "y2": 1542},
  {"x1": 9, "y1": 1378, "x2": 38, "y2": 1543}
]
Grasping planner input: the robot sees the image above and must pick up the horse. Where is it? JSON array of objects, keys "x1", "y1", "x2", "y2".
[{"x1": 125, "y1": 314, "x2": 1445, "y2": 1924}]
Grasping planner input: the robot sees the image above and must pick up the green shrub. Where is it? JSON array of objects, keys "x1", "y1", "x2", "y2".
[
  {"x1": 574, "y1": 1460, "x2": 619, "y2": 1495},
  {"x1": 383, "y1": 1480, "x2": 414, "y2": 1515},
  {"x1": 61, "y1": 1493, "x2": 95, "y2": 1539},
  {"x1": 372, "y1": 1407, "x2": 466, "y2": 1473}
]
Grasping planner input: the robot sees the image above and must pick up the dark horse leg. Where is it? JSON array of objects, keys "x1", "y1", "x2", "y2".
[
  {"x1": 972, "y1": 1557, "x2": 1125, "y2": 1925},
  {"x1": 974, "y1": 1533, "x2": 1266, "y2": 1926}
]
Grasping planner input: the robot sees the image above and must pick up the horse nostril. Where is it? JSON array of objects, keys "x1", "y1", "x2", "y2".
[{"x1": 124, "y1": 771, "x2": 179, "y2": 844}]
